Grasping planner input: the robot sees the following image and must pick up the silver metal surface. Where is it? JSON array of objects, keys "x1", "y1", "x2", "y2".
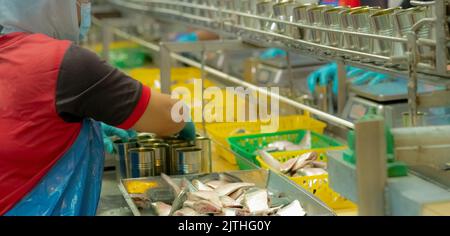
[
  {"x1": 355, "y1": 116, "x2": 387, "y2": 216},
  {"x1": 195, "y1": 136, "x2": 212, "y2": 173},
  {"x1": 174, "y1": 147, "x2": 203, "y2": 175},
  {"x1": 119, "y1": 169, "x2": 336, "y2": 216},
  {"x1": 392, "y1": 125, "x2": 450, "y2": 188},
  {"x1": 127, "y1": 147, "x2": 157, "y2": 178},
  {"x1": 114, "y1": 139, "x2": 139, "y2": 180}
]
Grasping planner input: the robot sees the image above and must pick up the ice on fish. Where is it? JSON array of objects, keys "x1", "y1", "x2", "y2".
[{"x1": 275, "y1": 200, "x2": 306, "y2": 216}]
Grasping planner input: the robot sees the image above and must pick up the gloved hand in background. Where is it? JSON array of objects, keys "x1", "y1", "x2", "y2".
[
  {"x1": 177, "y1": 120, "x2": 197, "y2": 141},
  {"x1": 259, "y1": 48, "x2": 287, "y2": 60},
  {"x1": 101, "y1": 123, "x2": 137, "y2": 154},
  {"x1": 174, "y1": 32, "x2": 199, "y2": 42},
  {"x1": 307, "y1": 63, "x2": 391, "y2": 95}
]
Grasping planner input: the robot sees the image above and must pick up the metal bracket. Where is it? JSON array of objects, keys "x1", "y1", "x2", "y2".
[{"x1": 159, "y1": 40, "x2": 251, "y2": 93}]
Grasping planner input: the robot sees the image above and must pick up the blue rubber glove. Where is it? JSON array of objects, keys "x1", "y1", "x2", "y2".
[
  {"x1": 175, "y1": 32, "x2": 199, "y2": 42},
  {"x1": 307, "y1": 63, "x2": 338, "y2": 94},
  {"x1": 308, "y1": 64, "x2": 390, "y2": 95},
  {"x1": 101, "y1": 123, "x2": 137, "y2": 154},
  {"x1": 178, "y1": 120, "x2": 196, "y2": 141},
  {"x1": 352, "y1": 71, "x2": 389, "y2": 86},
  {"x1": 259, "y1": 48, "x2": 287, "y2": 60}
]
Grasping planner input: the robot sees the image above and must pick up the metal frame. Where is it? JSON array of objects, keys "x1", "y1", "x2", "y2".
[{"x1": 97, "y1": 0, "x2": 450, "y2": 216}]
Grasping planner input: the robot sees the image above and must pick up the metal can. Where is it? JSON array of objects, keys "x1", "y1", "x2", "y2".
[
  {"x1": 236, "y1": 0, "x2": 261, "y2": 28},
  {"x1": 127, "y1": 148, "x2": 157, "y2": 178},
  {"x1": 293, "y1": 3, "x2": 317, "y2": 40},
  {"x1": 370, "y1": 7, "x2": 401, "y2": 64},
  {"x1": 322, "y1": 6, "x2": 348, "y2": 47},
  {"x1": 306, "y1": 5, "x2": 332, "y2": 44},
  {"x1": 257, "y1": 0, "x2": 276, "y2": 31},
  {"x1": 174, "y1": 147, "x2": 203, "y2": 175},
  {"x1": 350, "y1": 7, "x2": 380, "y2": 62},
  {"x1": 402, "y1": 111, "x2": 426, "y2": 127},
  {"x1": 340, "y1": 6, "x2": 367, "y2": 56},
  {"x1": 137, "y1": 133, "x2": 155, "y2": 141},
  {"x1": 144, "y1": 143, "x2": 170, "y2": 175},
  {"x1": 273, "y1": 0, "x2": 295, "y2": 34},
  {"x1": 168, "y1": 139, "x2": 195, "y2": 175},
  {"x1": 113, "y1": 139, "x2": 138, "y2": 180},
  {"x1": 195, "y1": 135, "x2": 212, "y2": 173},
  {"x1": 138, "y1": 138, "x2": 165, "y2": 147}
]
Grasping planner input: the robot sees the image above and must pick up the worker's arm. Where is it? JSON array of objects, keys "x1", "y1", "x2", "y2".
[
  {"x1": 132, "y1": 90, "x2": 185, "y2": 136},
  {"x1": 55, "y1": 44, "x2": 186, "y2": 137}
]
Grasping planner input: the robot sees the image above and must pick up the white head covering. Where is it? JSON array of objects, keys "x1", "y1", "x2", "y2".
[{"x1": 0, "y1": 0, "x2": 80, "y2": 42}]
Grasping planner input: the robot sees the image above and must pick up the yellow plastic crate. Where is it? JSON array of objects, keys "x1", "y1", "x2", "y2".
[
  {"x1": 256, "y1": 149, "x2": 356, "y2": 211},
  {"x1": 91, "y1": 41, "x2": 141, "y2": 54},
  {"x1": 128, "y1": 67, "x2": 216, "y2": 92},
  {"x1": 204, "y1": 115, "x2": 327, "y2": 165}
]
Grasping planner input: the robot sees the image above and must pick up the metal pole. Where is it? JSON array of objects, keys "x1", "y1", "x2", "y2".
[
  {"x1": 337, "y1": 61, "x2": 347, "y2": 115},
  {"x1": 200, "y1": 49, "x2": 207, "y2": 137},
  {"x1": 434, "y1": 0, "x2": 449, "y2": 75},
  {"x1": 160, "y1": 43, "x2": 172, "y2": 94},
  {"x1": 355, "y1": 117, "x2": 387, "y2": 216},
  {"x1": 407, "y1": 32, "x2": 419, "y2": 126}
]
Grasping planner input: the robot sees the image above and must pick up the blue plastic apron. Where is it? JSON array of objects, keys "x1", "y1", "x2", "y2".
[{"x1": 5, "y1": 119, "x2": 105, "y2": 216}]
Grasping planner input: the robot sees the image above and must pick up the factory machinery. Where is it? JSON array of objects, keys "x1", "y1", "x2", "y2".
[{"x1": 92, "y1": 0, "x2": 450, "y2": 215}]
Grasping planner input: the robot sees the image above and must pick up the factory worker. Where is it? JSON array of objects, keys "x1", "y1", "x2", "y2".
[{"x1": 0, "y1": 0, "x2": 195, "y2": 216}]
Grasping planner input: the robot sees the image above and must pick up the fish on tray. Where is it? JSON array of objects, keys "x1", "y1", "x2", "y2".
[{"x1": 135, "y1": 173, "x2": 308, "y2": 216}]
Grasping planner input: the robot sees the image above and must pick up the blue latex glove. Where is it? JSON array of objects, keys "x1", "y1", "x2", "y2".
[
  {"x1": 178, "y1": 120, "x2": 196, "y2": 141},
  {"x1": 307, "y1": 63, "x2": 338, "y2": 94},
  {"x1": 308, "y1": 64, "x2": 390, "y2": 95},
  {"x1": 352, "y1": 71, "x2": 389, "y2": 86},
  {"x1": 259, "y1": 48, "x2": 287, "y2": 60},
  {"x1": 175, "y1": 32, "x2": 199, "y2": 42},
  {"x1": 101, "y1": 123, "x2": 137, "y2": 154}
]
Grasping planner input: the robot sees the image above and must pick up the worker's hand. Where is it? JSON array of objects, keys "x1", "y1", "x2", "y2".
[
  {"x1": 174, "y1": 32, "x2": 199, "y2": 42},
  {"x1": 259, "y1": 48, "x2": 287, "y2": 60},
  {"x1": 101, "y1": 123, "x2": 137, "y2": 154},
  {"x1": 177, "y1": 120, "x2": 196, "y2": 141},
  {"x1": 307, "y1": 64, "x2": 390, "y2": 95},
  {"x1": 351, "y1": 71, "x2": 389, "y2": 86},
  {"x1": 307, "y1": 63, "x2": 338, "y2": 94}
]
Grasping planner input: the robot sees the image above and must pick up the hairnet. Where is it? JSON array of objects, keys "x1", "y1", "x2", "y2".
[{"x1": 0, "y1": 0, "x2": 80, "y2": 42}]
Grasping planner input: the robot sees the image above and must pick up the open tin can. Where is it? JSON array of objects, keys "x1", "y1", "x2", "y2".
[
  {"x1": 370, "y1": 7, "x2": 401, "y2": 65},
  {"x1": 322, "y1": 6, "x2": 348, "y2": 48},
  {"x1": 292, "y1": 3, "x2": 317, "y2": 40},
  {"x1": 306, "y1": 5, "x2": 332, "y2": 44}
]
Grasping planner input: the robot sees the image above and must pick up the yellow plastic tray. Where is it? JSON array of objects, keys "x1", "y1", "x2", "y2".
[
  {"x1": 256, "y1": 149, "x2": 356, "y2": 211},
  {"x1": 204, "y1": 115, "x2": 327, "y2": 165}
]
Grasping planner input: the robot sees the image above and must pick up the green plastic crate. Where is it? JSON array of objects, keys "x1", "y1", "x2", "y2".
[{"x1": 227, "y1": 129, "x2": 346, "y2": 170}]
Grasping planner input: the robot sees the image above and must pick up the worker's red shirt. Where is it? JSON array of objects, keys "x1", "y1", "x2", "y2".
[{"x1": 0, "y1": 32, "x2": 151, "y2": 215}]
